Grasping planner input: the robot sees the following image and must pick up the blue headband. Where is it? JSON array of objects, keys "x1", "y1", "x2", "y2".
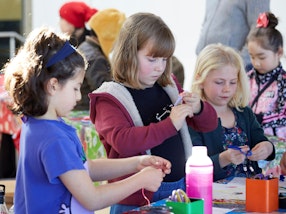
[{"x1": 46, "y1": 41, "x2": 76, "y2": 68}]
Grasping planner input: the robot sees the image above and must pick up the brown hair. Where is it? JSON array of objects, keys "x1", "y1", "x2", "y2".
[
  {"x1": 3, "y1": 26, "x2": 87, "y2": 116},
  {"x1": 111, "y1": 12, "x2": 176, "y2": 89}
]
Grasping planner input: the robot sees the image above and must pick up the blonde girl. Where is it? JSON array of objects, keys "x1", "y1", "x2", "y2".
[{"x1": 189, "y1": 43, "x2": 275, "y2": 181}]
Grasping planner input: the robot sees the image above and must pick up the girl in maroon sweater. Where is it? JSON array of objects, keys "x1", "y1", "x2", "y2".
[{"x1": 89, "y1": 12, "x2": 218, "y2": 213}]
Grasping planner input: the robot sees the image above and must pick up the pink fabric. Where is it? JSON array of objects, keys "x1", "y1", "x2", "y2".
[{"x1": 249, "y1": 76, "x2": 286, "y2": 139}]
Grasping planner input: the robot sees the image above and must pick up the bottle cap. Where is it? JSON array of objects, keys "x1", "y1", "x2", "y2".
[{"x1": 192, "y1": 146, "x2": 207, "y2": 156}]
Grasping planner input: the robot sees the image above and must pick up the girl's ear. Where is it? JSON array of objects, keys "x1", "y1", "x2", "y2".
[
  {"x1": 195, "y1": 75, "x2": 203, "y2": 89},
  {"x1": 46, "y1": 78, "x2": 59, "y2": 95}
]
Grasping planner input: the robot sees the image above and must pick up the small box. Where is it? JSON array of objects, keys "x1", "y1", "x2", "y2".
[
  {"x1": 246, "y1": 178, "x2": 279, "y2": 212},
  {"x1": 166, "y1": 198, "x2": 204, "y2": 214}
]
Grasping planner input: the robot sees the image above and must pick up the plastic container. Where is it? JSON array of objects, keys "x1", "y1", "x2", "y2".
[
  {"x1": 185, "y1": 146, "x2": 213, "y2": 214},
  {"x1": 246, "y1": 177, "x2": 279, "y2": 212},
  {"x1": 166, "y1": 198, "x2": 204, "y2": 214}
]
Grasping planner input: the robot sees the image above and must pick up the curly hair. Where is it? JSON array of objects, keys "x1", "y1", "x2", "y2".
[{"x1": 3, "y1": 26, "x2": 87, "y2": 116}]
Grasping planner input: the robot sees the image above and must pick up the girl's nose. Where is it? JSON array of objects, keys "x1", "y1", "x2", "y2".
[
  {"x1": 154, "y1": 59, "x2": 166, "y2": 72},
  {"x1": 253, "y1": 60, "x2": 260, "y2": 67},
  {"x1": 77, "y1": 92, "x2": 82, "y2": 102},
  {"x1": 223, "y1": 84, "x2": 230, "y2": 92}
]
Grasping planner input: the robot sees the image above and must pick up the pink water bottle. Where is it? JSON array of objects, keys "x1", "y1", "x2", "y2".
[{"x1": 186, "y1": 146, "x2": 213, "y2": 214}]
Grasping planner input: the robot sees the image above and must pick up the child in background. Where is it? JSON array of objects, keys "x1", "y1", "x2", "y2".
[
  {"x1": 75, "y1": 8, "x2": 126, "y2": 110},
  {"x1": 59, "y1": 1, "x2": 98, "y2": 46},
  {"x1": 247, "y1": 12, "x2": 286, "y2": 140},
  {"x1": 171, "y1": 56, "x2": 185, "y2": 88},
  {"x1": 3, "y1": 26, "x2": 171, "y2": 214},
  {"x1": 89, "y1": 12, "x2": 218, "y2": 213},
  {"x1": 189, "y1": 43, "x2": 275, "y2": 182}
]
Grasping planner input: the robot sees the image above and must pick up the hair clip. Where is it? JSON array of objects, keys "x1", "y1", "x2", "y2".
[{"x1": 256, "y1": 13, "x2": 269, "y2": 28}]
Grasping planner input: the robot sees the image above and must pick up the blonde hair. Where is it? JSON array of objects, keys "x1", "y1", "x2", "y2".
[
  {"x1": 191, "y1": 43, "x2": 250, "y2": 110},
  {"x1": 111, "y1": 12, "x2": 175, "y2": 89}
]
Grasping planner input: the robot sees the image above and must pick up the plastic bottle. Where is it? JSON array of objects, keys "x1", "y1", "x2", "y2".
[
  {"x1": 186, "y1": 146, "x2": 213, "y2": 214},
  {"x1": 0, "y1": 185, "x2": 9, "y2": 214}
]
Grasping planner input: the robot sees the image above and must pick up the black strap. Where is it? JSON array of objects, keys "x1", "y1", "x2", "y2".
[{"x1": 251, "y1": 73, "x2": 278, "y2": 108}]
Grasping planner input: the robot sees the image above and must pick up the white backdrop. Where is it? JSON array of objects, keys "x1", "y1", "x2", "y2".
[{"x1": 32, "y1": 0, "x2": 286, "y2": 90}]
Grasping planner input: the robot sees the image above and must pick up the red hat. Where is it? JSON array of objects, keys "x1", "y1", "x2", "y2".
[{"x1": 59, "y1": 1, "x2": 98, "y2": 28}]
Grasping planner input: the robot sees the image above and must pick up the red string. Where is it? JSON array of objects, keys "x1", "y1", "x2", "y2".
[{"x1": 141, "y1": 188, "x2": 150, "y2": 206}]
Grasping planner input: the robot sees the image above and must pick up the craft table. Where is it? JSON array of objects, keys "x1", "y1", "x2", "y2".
[{"x1": 131, "y1": 177, "x2": 286, "y2": 213}]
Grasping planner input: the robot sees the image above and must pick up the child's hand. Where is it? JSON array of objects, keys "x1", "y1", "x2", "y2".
[
  {"x1": 181, "y1": 91, "x2": 201, "y2": 114},
  {"x1": 139, "y1": 166, "x2": 165, "y2": 192},
  {"x1": 169, "y1": 104, "x2": 193, "y2": 130},
  {"x1": 223, "y1": 149, "x2": 246, "y2": 165},
  {"x1": 138, "y1": 155, "x2": 171, "y2": 175},
  {"x1": 280, "y1": 152, "x2": 286, "y2": 175},
  {"x1": 248, "y1": 141, "x2": 273, "y2": 161},
  {"x1": 169, "y1": 92, "x2": 202, "y2": 130}
]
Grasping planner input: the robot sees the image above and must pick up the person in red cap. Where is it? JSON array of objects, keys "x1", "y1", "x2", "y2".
[
  {"x1": 59, "y1": 1, "x2": 98, "y2": 46},
  {"x1": 75, "y1": 8, "x2": 126, "y2": 110}
]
